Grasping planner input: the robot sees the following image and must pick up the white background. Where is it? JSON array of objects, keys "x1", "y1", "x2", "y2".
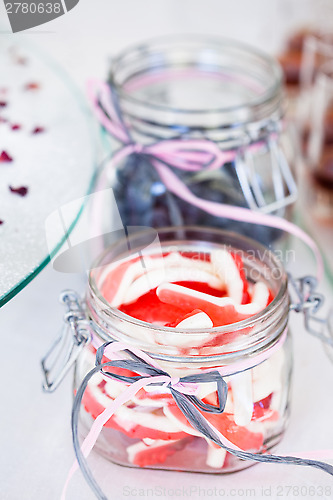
[
  {"x1": 0, "y1": 0, "x2": 323, "y2": 89},
  {"x1": 1, "y1": 1, "x2": 333, "y2": 499}
]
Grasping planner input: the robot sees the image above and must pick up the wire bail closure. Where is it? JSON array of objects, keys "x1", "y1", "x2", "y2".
[
  {"x1": 41, "y1": 290, "x2": 92, "y2": 393},
  {"x1": 288, "y1": 274, "x2": 333, "y2": 349},
  {"x1": 234, "y1": 124, "x2": 298, "y2": 215}
]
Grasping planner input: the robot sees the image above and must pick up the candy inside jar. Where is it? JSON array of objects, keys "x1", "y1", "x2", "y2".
[{"x1": 74, "y1": 227, "x2": 292, "y2": 473}]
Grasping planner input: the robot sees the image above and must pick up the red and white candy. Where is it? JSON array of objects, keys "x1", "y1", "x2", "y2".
[{"x1": 79, "y1": 247, "x2": 282, "y2": 470}]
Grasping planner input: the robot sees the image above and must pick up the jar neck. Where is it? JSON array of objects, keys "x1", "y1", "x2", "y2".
[
  {"x1": 116, "y1": 92, "x2": 285, "y2": 149},
  {"x1": 109, "y1": 36, "x2": 285, "y2": 148},
  {"x1": 85, "y1": 286, "x2": 289, "y2": 366}
]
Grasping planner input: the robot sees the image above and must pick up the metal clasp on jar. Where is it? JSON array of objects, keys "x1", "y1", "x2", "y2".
[
  {"x1": 288, "y1": 274, "x2": 333, "y2": 350},
  {"x1": 41, "y1": 290, "x2": 92, "y2": 393},
  {"x1": 234, "y1": 122, "x2": 298, "y2": 215}
]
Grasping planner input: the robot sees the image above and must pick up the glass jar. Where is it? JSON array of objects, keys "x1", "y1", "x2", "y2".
[
  {"x1": 296, "y1": 60, "x2": 333, "y2": 281},
  {"x1": 101, "y1": 36, "x2": 296, "y2": 247},
  {"x1": 74, "y1": 227, "x2": 292, "y2": 473}
]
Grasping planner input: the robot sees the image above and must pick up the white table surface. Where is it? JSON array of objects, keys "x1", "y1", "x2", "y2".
[{"x1": 1, "y1": 1, "x2": 333, "y2": 499}]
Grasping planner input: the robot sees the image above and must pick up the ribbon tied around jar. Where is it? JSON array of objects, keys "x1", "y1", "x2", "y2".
[
  {"x1": 88, "y1": 80, "x2": 323, "y2": 279},
  {"x1": 62, "y1": 331, "x2": 333, "y2": 500}
]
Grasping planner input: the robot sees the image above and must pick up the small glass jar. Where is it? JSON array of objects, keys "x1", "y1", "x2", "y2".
[
  {"x1": 102, "y1": 36, "x2": 296, "y2": 247},
  {"x1": 74, "y1": 227, "x2": 292, "y2": 473}
]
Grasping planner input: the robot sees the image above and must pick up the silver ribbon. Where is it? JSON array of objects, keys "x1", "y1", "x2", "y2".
[{"x1": 72, "y1": 341, "x2": 333, "y2": 500}]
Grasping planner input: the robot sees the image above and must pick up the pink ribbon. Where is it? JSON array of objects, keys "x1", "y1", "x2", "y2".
[{"x1": 87, "y1": 79, "x2": 324, "y2": 280}]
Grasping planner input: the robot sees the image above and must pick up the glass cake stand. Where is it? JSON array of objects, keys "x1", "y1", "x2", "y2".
[{"x1": 0, "y1": 39, "x2": 98, "y2": 307}]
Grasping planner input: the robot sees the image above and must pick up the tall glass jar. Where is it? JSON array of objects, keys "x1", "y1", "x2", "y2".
[
  {"x1": 74, "y1": 227, "x2": 292, "y2": 473},
  {"x1": 102, "y1": 36, "x2": 296, "y2": 246}
]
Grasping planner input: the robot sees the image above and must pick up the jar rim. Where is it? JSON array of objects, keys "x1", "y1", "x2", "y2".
[
  {"x1": 87, "y1": 226, "x2": 289, "y2": 342},
  {"x1": 109, "y1": 34, "x2": 283, "y2": 117}
]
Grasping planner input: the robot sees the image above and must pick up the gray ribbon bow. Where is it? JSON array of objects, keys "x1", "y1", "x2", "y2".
[{"x1": 72, "y1": 341, "x2": 333, "y2": 500}]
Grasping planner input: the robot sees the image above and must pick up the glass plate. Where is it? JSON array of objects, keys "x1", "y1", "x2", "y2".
[{"x1": 0, "y1": 39, "x2": 98, "y2": 307}]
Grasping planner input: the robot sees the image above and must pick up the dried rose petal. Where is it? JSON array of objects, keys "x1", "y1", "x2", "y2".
[
  {"x1": 9, "y1": 48, "x2": 27, "y2": 65},
  {"x1": 9, "y1": 186, "x2": 28, "y2": 197},
  {"x1": 24, "y1": 82, "x2": 40, "y2": 91},
  {"x1": 11, "y1": 124, "x2": 21, "y2": 131},
  {"x1": 0, "y1": 151, "x2": 13, "y2": 162},
  {"x1": 0, "y1": 101, "x2": 7, "y2": 108},
  {"x1": 0, "y1": 220, "x2": 4, "y2": 225},
  {"x1": 0, "y1": 117, "x2": 7, "y2": 123},
  {"x1": 32, "y1": 126, "x2": 44, "y2": 134},
  {"x1": 16, "y1": 57, "x2": 27, "y2": 65}
]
